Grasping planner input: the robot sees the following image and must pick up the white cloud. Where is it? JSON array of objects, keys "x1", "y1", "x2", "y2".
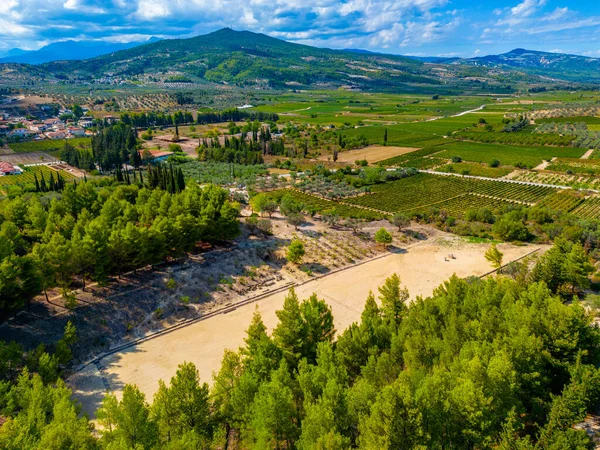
[{"x1": 133, "y1": 0, "x2": 170, "y2": 20}]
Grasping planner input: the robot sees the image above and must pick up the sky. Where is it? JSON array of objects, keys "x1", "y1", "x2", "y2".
[{"x1": 1, "y1": 0, "x2": 600, "y2": 58}]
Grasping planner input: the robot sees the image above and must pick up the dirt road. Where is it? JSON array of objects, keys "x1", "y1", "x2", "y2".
[{"x1": 69, "y1": 236, "x2": 546, "y2": 417}]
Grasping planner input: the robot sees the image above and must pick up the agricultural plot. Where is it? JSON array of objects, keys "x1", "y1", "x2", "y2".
[
  {"x1": 547, "y1": 158, "x2": 600, "y2": 176},
  {"x1": 435, "y1": 141, "x2": 586, "y2": 167},
  {"x1": 435, "y1": 162, "x2": 513, "y2": 178},
  {"x1": 344, "y1": 173, "x2": 558, "y2": 215},
  {"x1": 8, "y1": 137, "x2": 91, "y2": 153},
  {"x1": 270, "y1": 189, "x2": 383, "y2": 220},
  {"x1": 0, "y1": 165, "x2": 75, "y2": 188},
  {"x1": 379, "y1": 146, "x2": 445, "y2": 166},
  {"x1": 536, "y1": 191, "x2": 584, "y2": 212},
  {"x1": 411, "y1": 193, "x2": 519, "y2": 217},
  {"x1": 507, "y1": 170, "x2": 600, "y2": 190},
  {"x1": 571, "y1": 197, "x2": 600, "y2": 220}
]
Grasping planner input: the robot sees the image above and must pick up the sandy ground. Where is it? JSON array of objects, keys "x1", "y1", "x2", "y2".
[
  {"x1": 69, "y1": 235, "x2": 546, "y2": 417},
  {"x1": 319, "y1": 145, "x2": 420, "y2": 164},
  {"x1": 581, "y1": 149, "x2": 594, "y2": 160}
]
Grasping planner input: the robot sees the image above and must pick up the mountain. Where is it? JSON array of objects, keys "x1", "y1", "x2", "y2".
[
  {"x1": 38, "y1": 28, "x2": 438, "y2": 89},
  {"x1": 0, "y1": 48, "x2": 28, "y2": 58},
  {"x1": 1, "y1": 29, "x2": 593, "y2": 91},
  {"x1": 0, "y1": 37, "x2": 161, "y2": 65},
  {"x1": 459, "y1": 48, "x2": 600, "y2": 82}
]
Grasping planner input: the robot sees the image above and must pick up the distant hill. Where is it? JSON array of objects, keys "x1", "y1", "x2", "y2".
[
  {"x1": 0, "y1": 37, "x2": 161, "y2": 65},
  {"x1": 455, "y1": 48, "x2": 600, "y2": 82},
  {"x1": 1, "y1": 29, "x2": 596, "y2": 90},
  {"x1": 38, "y1": 28, "x2": 438, "y2": 89}
]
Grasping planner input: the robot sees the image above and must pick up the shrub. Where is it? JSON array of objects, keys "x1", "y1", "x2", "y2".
[
  {"x1": 287, "y1": 239, "x2": 305, "y2": 264},
  {"x1": 451, "y1": 156, "x2": 462, "y2": 163},
  {"x1": 490, "y1": 159, "x2": 500, "y2": 168},
  {"x1": 375, "y1": 227, "x2": 393, "y2": 249}
]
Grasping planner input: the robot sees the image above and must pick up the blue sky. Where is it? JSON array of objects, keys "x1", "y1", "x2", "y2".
[{"x1": 1, "y1": 0, "x2": 600, "y2": 57}]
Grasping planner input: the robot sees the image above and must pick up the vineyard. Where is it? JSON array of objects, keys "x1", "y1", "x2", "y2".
[
  {"x1": 547, "y1": 158, "x2": 600, "y2": 176},
  {"x1": 571, "y1": 197, "x2": 600, "y2": 220},
  {"x1": 507, "y1": 170, "x2": 600, "y2": 190},
  {"x1": 379, "y1": 146, "x2": 444, "y2": 166},
  {"x1": 411, "y1": 193, "x2": 519, "y2": 217},
  {"x1": 0, "y1": 165, "x2": 76, "y2": 188},
  {"x1": 536, "y1": 191, "x2": 585, "y2": 212},
  {"x1": 344, "y1": 173, "x2": 558, "y2": 214}
]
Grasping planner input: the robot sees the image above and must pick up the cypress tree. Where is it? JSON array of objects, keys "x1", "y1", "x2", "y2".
[
  {"x1": 34, "y1": 173, "x2": 40, "y2": 192},
  {"x1": 49, "y1": 172, "x2": 56, "y2": 191}
]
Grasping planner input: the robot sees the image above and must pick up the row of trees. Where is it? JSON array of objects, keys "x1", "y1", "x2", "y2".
[
  {"x1": 120, "y1": 111, "x2": 195, "y2": 129},
  {"x1": 196, "y1": 108, "x2": 279, "y2": 125},
  {"x1": 118, "y1": 109, "x2": 279, "y2": 129},
  {"x1": 1, "y1": 272, "x2": 599, "y2": 448},
  {"x1": 0, "y1": 180, "x2": 240, "y2": 314}
]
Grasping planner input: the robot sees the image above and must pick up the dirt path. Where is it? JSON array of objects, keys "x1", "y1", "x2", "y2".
[
  {"x1": 581, "y1": 149, "x2": 595, "y2": 159},
  {"x1": 69, "y1": 236, "x2": 547, "y2": 417},
  {"x1": 425, "y1": 104, "x2": 487, "y2": 122}
]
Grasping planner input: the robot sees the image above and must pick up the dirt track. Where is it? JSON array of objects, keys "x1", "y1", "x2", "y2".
[{"x1": 69, "y1": 235, "x2": 547, "y2": 417}]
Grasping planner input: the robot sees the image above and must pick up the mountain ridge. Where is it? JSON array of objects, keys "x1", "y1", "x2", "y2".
[
  {"x1": 0, "y1": 37, "x2": 161, "y2": 65},
  {"x1": 1, "y1": 29, "x2": 598, "y2": 89}
]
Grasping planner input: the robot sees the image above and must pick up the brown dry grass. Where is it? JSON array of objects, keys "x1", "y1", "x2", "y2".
[{"x1": 319, "y1": 145, "x2": 420, "y2": 164}]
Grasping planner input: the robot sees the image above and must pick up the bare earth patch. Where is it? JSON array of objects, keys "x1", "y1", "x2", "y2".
[
  {"x1": 68, "y1": 230, "x2": 547, "y2": 417},
  {"x1": 318, "y1": 145, "x2": 420, "y2": 164}
]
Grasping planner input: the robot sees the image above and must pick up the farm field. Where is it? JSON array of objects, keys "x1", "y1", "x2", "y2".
[
  {"x1": 344, "y1": 173, "x2": 558, "y2": 214},
  {"x1": 8, "y1": 137, "x2": 91, "y2": 153},
  {"x1": 536, "y1": 191, "x2": 585, "y2": 212},
  {"x1": 435, "y1": 141, "x2": 586, "y2": 167},
  {"x1": 571, "y1": 197, "x2": 600, "y2": 219},
  {"x1": 69, "y1": 232, "x2": 547, "y2": 416},
  {"x1": 435, "y1": 161, "x2": 513, "y2": 178},
  {"x1": 319, "y1": 145, "x2": 420, "y2": 164},
  {"x1": 0, "y1": 165, "x2": 76, "y2": 189},
  {"x1": 0, "y1": 151, "x2": 59, "y2": 165}
]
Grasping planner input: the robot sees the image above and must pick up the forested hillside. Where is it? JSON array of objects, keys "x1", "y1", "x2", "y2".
[{"x1": 0, "y1": 180, "x2": 240, "y2": 315}]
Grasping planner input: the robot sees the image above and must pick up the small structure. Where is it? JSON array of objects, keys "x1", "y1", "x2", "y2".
[
  {"x1": 68, "y1": 127, "x2": 86, "y2": 137},
  {"x1": 138, "y1": 149, "x2": 174, "y2": 163},
  {"x1": 0, "y1": 162, "x2": 23, "y2": 176}
]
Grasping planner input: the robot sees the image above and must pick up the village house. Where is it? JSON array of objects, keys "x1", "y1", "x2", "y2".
[
  {"x1": 28, "y1": 123, "x2": 48, "y2": 132},
  {"x1": 46, "y1": 131, "x2": 66, "y2": 140},
  {"x1": 138, "y1": 149, "x2": 174, "y2": 163},
  {"x1": 79, "y1": 117, "x2": 94, "y2": 128},
  {"x1": 68, "y1": 127, "x2": 86, "y2": 137},
  {"x1": 0, "y1": 162, "x2": 23, "y2": 176},
  {"x1": 44, "y1": 118, "x2": 60, "y2": 127},
  {"x1": 10, "y1": 128, "x2": 28, "y2": 137}
]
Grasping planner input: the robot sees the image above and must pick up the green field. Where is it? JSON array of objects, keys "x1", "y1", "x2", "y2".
[
  {"x1": 8, "y1": 137, "x2": 92, "y2": 153},
  {"x1": 435, "y1": 162, "x2": 513, "y2": 178},
  {"x1": 0, "y1": 165, "x2": 76, "y2": 188},
  {"x1": 344, "y1": 173, "x2": 557, "y2": 214},
  {"x1": 434, "y1": 141, "x2": 586, "y2": 167}
]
